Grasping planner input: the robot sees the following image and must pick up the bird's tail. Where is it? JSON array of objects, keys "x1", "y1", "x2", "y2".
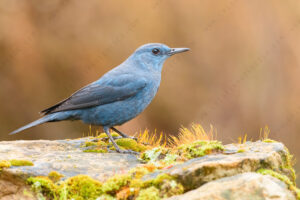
[{"x1": 9, "y1": 113, "x2": 64, "y2": 135}]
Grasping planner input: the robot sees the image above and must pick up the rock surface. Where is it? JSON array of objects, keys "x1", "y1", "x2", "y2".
[
  {"x1": 144, "y1": 141, "x2": 294, "y2": 191},
  {"x1": 0, "y1": 139, "x2": 140, "y2": 181},
  {"x1": 0, "y1": 138, "x2": 140, "y2": 200},
  {"x1": 0, "y1": 139, "x2": 298, "y2": 200},
  {"x1": 166, "y1": 172, "x2": 296, "y2": 200}
]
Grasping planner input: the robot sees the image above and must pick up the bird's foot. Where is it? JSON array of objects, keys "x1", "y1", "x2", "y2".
[
  {"x1": 98, "y1": 136, "x2": 122, "y2": 142},
  {"x1": 111, "y1": 127, "x2": 138, "y2": 141},
  {"x1": 122, "y1": 135, "x2": 138, "y2": 141},
  {"x1": 116, "y1": 149, "x2": 140, "y2": 155}
]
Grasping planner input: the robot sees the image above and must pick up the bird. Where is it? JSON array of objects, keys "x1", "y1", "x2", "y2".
[{"x1": 9, "y1": 43, "x2": 189, "y2": 154}]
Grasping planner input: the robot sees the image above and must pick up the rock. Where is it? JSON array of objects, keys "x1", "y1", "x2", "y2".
[
  {"x1": 166, "y1": 172, "x2": 296, "y2": 200},
  {"x1": 164, "y1": 141, "x2": 294, "y2": 191},
  {"x1": 0, "y1": 139, "x2": 140, "y2": 180},
  {"x1": 0, "y1": 138, "x2": 141, "y2": 199},
  {"x1": 0, "y1": 139, "x2": 297, "y2": 200}
]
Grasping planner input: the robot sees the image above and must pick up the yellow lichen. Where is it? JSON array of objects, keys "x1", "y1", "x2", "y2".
[{"x1": 10, "y1": 159, "x2": 34, "y2": 166}]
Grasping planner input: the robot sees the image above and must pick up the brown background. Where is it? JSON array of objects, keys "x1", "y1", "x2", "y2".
[{"x1": 0, "y1": 0, "x2": 300, "y2": 183}]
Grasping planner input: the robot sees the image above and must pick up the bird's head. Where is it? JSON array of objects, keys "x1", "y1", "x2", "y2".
[{"x1": 128, "y1": 43, "x2": 189, "y2": 72}]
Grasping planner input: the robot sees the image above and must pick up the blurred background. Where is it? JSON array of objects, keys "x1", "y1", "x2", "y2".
[{"x1": 0, "y1": 0, "x2": 300, "y2": 183}]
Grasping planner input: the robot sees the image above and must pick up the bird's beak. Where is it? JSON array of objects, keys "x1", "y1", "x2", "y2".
[{"x1": 167, "y1": 48, "x2": 190, "y2": 56}]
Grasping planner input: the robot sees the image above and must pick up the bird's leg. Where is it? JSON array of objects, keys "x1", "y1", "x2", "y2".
[
  {"x1": 111, "y1": 127, "x2": 137, "y2": 140},
  {"x1": 103, "y1": 127, "x2": 139, "y2": 155}
]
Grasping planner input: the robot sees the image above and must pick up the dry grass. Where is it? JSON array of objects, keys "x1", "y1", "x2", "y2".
[
  {"x1": 135, "y1": 129, "x2": 167, "y2": 147},
  {"x1": 169, "y1": 124, "x2": 216, "y2": 147},
  {"x1": 259, "y1": 125, "x2": 271, "y2": 141},
  {"x1": 82, "y1": 124, "x2": 273, "y2": 149},
  {"x1": 82, "y1": 124, "x2": 216, "y2": 148}
]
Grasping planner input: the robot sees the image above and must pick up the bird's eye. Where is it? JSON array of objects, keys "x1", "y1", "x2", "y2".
[{"x1": 152, "y1": 48, "x2": 160, "y2": 55}]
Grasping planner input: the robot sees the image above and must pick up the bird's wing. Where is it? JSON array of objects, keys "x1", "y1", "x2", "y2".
[{"x1": 41, "y1": 77, "x2": 147, "y2": 115}]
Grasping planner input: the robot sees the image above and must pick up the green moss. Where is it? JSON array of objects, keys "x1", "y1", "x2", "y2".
[
  {"x1": 257, "y1": 168, "x2": 300, "y2": 199},
  {"x1": 97, "y1": 133, "x2": 108, "y2": 138},
  {"x1": 115, "y1": 138, "x2": 138, "y2": 150},
  {"x1": 101, "y1": 174, "x2": 131, "y2": 194},
  {"x1": 263, "y1": 139, "x2": 278, "y2": 143},
  {"x1": 97, "y1": 194, "x2": 116, "y2": 200},
  {"x1": 48, "y1": 171, "x2": 64, "y2": 182},
  {"x1": 142, "y1": 173, "x2": 173, "y2": 188},
  {"x1": 177, "y1": 140, "x2": 224, "y2": 159},
  {"x1": 136, "y1": 186, "x2": 160, "y2": 200},
  {"x1": 83, "y1": 132, "x2": 148, "y2": 154},
  {"x1": 83, "y1": 149, "x2": 107, "y2": 153},
  {"x1": 27, "y1": 166, "x2": 182, "y2": 199},
  {"x1": 10, "y1": 159, "x2": 34, "y2": 166},
  {"x1": 58, "y1": 175, "x2": 102, "y2": 200},
  {"x1": 82, "y1": 140, "x2": 108, "y2": 153},
  {"x1": 98, "y1": 132, "x2": 119, "y2": 138},
  {"x1": 141, "y1": 173, "x2": 184, "y2": 198},
  {"x1": 130, "y1": 179, "x2": 143, "y2": 189},
  {"x1": 114, "y1": 138, "x2": 147, "y2": 152},
  {"x1": 0, "y1": 160, "x2": 11, "y2": 168},
  {"x1": 130, "y1": 167, "x2": 151, "y2": 179},
  {"x1": 237, "y1": 148, "x2": 245, "y2": 153},
  {"x1": 278, "y1": 147, "x2": 297, "y2": 184},
  {"x1": 83, "y1": 141, "x2": 98, "y2": 147},
  {"x1": 159, "y1": 179, "x2": 184, "y2": 198},
  {"x1": 27, "y1": 176, "x2": 57, "y2": 199}
]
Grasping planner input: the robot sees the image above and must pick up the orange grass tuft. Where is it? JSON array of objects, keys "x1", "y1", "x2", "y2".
[
  {"x1": 82, "y1": 124, "x2": 217, "y2": 149},
  {"x1": 169, "y1": 124, "x2": 216, "y2": 147},
  {"x1": 135, "y1": 129, "x2": 167, "y2": 147}
]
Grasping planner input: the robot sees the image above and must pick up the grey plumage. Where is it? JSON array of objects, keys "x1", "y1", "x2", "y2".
[{"x1": 9, "y1": 43, "x2": 189, "y2": 154}]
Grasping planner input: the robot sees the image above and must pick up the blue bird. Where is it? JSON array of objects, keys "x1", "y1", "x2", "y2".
[{"x1": 9, "y1": 43, "x2": 189, "y2": 154}]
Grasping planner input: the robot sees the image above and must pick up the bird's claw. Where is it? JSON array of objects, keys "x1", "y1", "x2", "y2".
[
  {"x1": 127, "y1": 136, "x2": 138, "y2": 141},
  {"x1": 116, "y1": 149, "x2": 140, "y2": 155}
]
